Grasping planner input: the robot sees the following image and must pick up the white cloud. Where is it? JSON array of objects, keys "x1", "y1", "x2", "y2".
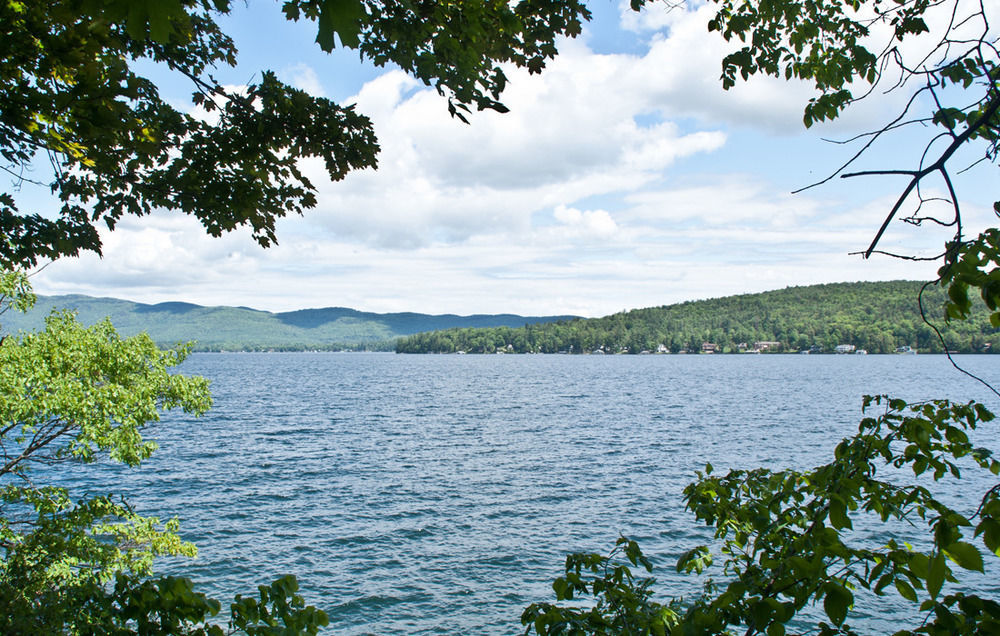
[
  {"x1": 36, "y1": 214, "x2": 263, "y2": 293},
  {"x1": 30, "y1": 176, "x2": 945, "y2": 318},
  {"x1": 618, "y1": 0, "x2": 691, "y2": 33},
  {"x1": 296, "y1": 34, "x2": 733, "y2": 249},
  {"x1": 553, "y1": 205, "x2": 619, "y2": 238},
  {"x1": 281, "y1": 63, "x2": 327, "y2": 97},
  {"x1": 616, "y1": 0, "x2": 925, "y2": 135},
  {"x1": 623, "y1": 177, "x2": 824, "y2": 228},
  {"x1": 615, "y1": 2, "x2": 816, "y2": 131},
  {"x1": 25, "y1": 0, "x2": 975, "y2": 317}
]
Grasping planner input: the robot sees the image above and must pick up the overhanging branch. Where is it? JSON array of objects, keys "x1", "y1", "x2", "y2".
[{"x1": 842, "y1": 88, "x2": 1000, "y2": 258}]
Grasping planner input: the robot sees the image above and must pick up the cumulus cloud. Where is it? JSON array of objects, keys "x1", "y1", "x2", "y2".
[
  {"x1": 298, "y1": 34, "x2": 732, "y2": 249},
  {"x1": 31, "y1": 176, "x2": 944, "y2": 317},
  {"x1": 288, "y1": 0, "x2": 925, "y2": 255},
  {"x1": 615, "y1": 1, "x2": 816, "y2": 131},
  {"x1": 553, "y1": 205, "x2": 619, "y2": 238},
  {"x1": 37, "y1": 214, "x2": 262, "y2": 294},
  {"x1": 26, "y1": 0, "x2": 971, "y2": 317},
  {"x1": 281, "y1": 63, "x2": 327, "y2": 97},
  {"x1": 617, "y1": 0, "x2": 925, "y2": 134}
]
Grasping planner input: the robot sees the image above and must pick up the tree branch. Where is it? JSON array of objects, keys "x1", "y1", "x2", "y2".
[{"x1": 852, "y1": 87, "x2": 1000, "y2": 258}]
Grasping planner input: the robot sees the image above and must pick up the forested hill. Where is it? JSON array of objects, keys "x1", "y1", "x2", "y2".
[
  {"x1": 0, "y1": 295, "x2": 575, "y2": 351},
  {"x1": 396, "y1": 281, "x2": 998, "y2": 354}
]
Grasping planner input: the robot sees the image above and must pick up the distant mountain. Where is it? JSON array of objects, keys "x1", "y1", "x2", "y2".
[
  {"x1": 396, "y1": 280, "x2": 999, "y2": 354},
  {"x1": 0, "y1": 294, "x2": 577, "y2": 351}
]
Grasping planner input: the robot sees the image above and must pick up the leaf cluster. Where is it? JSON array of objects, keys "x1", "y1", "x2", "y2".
[
  {"x1": 675, "y1": 396, "x2": 1000, "y2": 634},
  {"x1": 0, "y1": 313, "x2": 211, "y2": 474},
  {"x1": 941, "y1": 229, "x2": 1000, "y2": 327},
  {"x1": 2, "y1": 0, "x2": 592, "y2": 266},
  {"x1": 521, "y1": 536, "x2": 678, "y2": 635},
  {"x1": 704, "y1": 0, "x2": 987, "y2": 128},
  {"x1": 285, "y1": 0, "x2": 591, "y2": 121},
  {"x1": 1, "y1": 566, "x2": 330, "y2": 635},
  {"x1": 525, "y1": 396, "x2": 1000, "y2": 635},
  {"x1": 1, "y1": 0, "x2": 380, "y2": 267},
  {"x1": 0, "y1": 273, "x2": 329, "y2": 632}
]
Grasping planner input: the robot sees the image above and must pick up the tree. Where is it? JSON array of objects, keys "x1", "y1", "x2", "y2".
[
  {"x1": 524, "y1": 397, "x2": 1000, "y2": 635},
  {"x1": 0, "y1": 270, "x2": 331, "y2": 633},
  {"x1": 523, "y1": 0, "x2": 1000, "y2": 633},
  {"x1": 2, "y1": 2, "x2": 597, "y2": 629},
  {"x1": 702, "y1": 0, "x2": 1000, "y2": 323},
  {"x1": 1, "y1": 0, "x2": 591, "y2": 267}
]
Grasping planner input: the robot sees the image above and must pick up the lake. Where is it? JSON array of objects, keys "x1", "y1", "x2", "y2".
[{"x1": 63, "y1": 353, "x2": 998, "y2": 634}]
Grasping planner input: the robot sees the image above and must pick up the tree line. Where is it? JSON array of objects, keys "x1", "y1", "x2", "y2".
[{"x1": 396, "y1": 281, "x2": 998, "y2": 354}]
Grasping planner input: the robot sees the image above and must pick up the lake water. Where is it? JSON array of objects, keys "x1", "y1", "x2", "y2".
[{"x1": 63, "y1": 353, "x2": 998, "y2": 634}]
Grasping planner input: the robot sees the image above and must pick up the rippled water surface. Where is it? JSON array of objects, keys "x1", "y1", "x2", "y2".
[{"x1": 66, "y1": 353, "x2": 998, "y2": 634}]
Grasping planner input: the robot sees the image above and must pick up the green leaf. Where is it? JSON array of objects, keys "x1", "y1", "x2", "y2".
[
  {"x1": 980, "y1": 518, "x2": 1000, "y2": 555},
  {"x1": 823, "y1": 583, "x2": 853, "y2": 626},
  {"x1": 676, "y1": 546, "x2": 712, "y2": 574},
  {"x1": 927, "y1": 553, "x2": 946, "y2": 599},
  {"x1": 829, "y1": 497, "x2": 852, "y2": 530},
  {"x1": 944, "y1": 542, "x2": 984, "y2": 572},
  {"x1": 552, "y1": 577, "x2": 569, "y2": 600},
  {"x1": 895, "y1": 579, "x2": 918, "y2": 603},
  {"x1": 315, "y1": 0, "x2": 365, "y2": 51}
]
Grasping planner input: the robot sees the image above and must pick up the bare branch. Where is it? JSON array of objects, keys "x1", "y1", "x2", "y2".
[
  {"x1": 792, "y1": 87, "x2": 931, "y2": 194},
  {"x1": 847, "y1": 249, "x2": 947, "y2": 261},
  {"x1": 857, "y1": 89, "x2": 1000, "y2": 258}
]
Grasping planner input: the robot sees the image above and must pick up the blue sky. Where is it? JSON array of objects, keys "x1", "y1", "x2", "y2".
[{"x1": 29, "y1": 0, "x2": 998, "y2": 317}]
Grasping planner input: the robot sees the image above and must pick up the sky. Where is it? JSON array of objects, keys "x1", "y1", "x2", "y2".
[{"x1": 25, "y1": 0, "x2": 1000, "y2": 317}]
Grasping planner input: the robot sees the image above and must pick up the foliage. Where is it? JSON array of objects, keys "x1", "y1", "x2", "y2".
[
  {"x1": 1, "y1": 1, "x2": 593, "y2": 628},
  {"x1": 1, "y1": 0, "x2": 590, "y2": 267},
  {"x1": 940, "y1": 228, "x2": 1000, "y2": 327},
  {"x1": 0, "y1": 271, "x2": 328, "y2": 633},
  {"x1": 523, "y1": 0, "x2": 1000, "y2": 632},
  {"x1": 0, "y1": 270, "x2": 33, "y2": 319},
  {"x1": 698, "y1": 0, "x2": 1000, "y2": 320},
  {"x1": 522, "y1": 536, "x2": 679, "y2": 635},
  {"x1": 397, "y1": 281, "x2": 998, "y2": 354},
  {"x1": 524, "y1": 396, "x2": 1000, "y2": 635}
]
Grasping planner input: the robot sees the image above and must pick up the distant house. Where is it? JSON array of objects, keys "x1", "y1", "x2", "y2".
[
  {"x1": 835, "y1": 344, "x2": 856, "y2": 354},
  {"x1": 701, "y1": 342, "x2": 718, "y2": 354},
  {"x1": 754, "y1": 341, "x2": 781, "y2": 351}
]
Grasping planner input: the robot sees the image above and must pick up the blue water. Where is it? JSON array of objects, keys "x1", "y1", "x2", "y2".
[{"x1": 63, "y1": 354, "x2": 998, "y2": 634}]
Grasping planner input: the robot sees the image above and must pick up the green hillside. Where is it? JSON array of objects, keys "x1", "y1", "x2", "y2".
[
  {"x1": 396, "y1": 281, "x2": 999, "y2": 354},
  {"x1": 0, "y1": 295, "x2": 575, "y2": 351}
]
